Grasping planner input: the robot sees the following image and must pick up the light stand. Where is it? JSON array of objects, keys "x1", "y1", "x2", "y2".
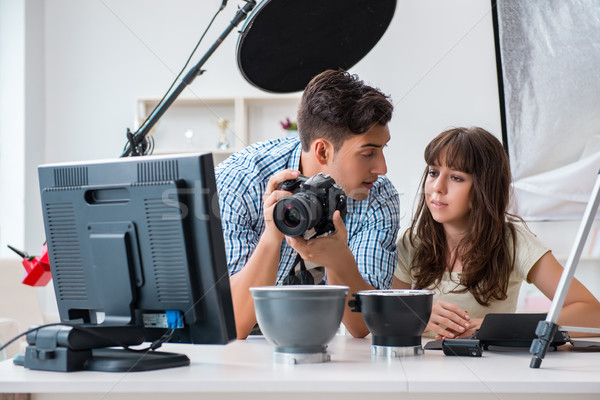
[
  {"x1": 530, "y1": 170, "x2": 600, "y2": 368},
  {"x1": 121, "y1": 0, "x2": 257, "y2": 157}
]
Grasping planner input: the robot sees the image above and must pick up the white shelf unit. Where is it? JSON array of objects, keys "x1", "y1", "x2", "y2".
[{"x1": 135, "y1": 95, "x2": 301, "y2": 164}]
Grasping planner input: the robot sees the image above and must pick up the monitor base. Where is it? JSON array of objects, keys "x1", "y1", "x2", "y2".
[
  {"x1": 86, "y1": 348, "x2": 190, "y2": 372},
  {"x1": 16, "y1": 346, "x2": 190, "y2": 372}
]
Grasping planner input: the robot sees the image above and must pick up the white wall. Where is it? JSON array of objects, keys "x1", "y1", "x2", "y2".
[
  {"x1": 2, "y1": 0, "x2": 599, "y2": 319},
  {"x1": 353, "y1": 0, "x2": 501, "y2": 221},
  {"x1": 0, "y1": 0, "x2": 45, "y2": 257},
  {"x1": 21, "y1": 0, "x2": 596, "y2": 315},
  {"x1": 0, "y1": 0, "x2": 503, "y2": 257},
  {"x1": 24, "y1": 0, "x2": 46, "y2": 259},
  {"x1": 0, "y1": 0, "x2": 503, "y2": 313},
  {"x1": 41, "y1": 0, "x2": 501, "y2": 224},
  {"x1": 0, "y1": 0, "x2": 26, "y2": 257}
]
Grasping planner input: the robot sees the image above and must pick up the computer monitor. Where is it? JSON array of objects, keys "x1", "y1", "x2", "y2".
[{"x1": 25, "y1": 153, "x2": 236, "y2": 372}]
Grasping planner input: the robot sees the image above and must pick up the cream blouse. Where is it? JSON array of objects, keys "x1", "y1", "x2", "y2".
[{"x1": 394, "y1": 224, "x2": 550, "y2": 319}]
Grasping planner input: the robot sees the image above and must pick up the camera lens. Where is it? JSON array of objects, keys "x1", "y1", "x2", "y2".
[
  {"x1": 273, "y1": 193, "x2": 322, "y2": 237},
  {"x1": 283, "y1": 206, "x2": 301, "y2": 228}
]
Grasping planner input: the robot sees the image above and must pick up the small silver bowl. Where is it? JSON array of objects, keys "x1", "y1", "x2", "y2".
[{"x1": 250, "y1": 285, "x2": 349, "y2": 363}]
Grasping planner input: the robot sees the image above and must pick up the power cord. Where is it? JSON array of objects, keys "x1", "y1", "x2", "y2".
[{"x1": 0, "y1": 322, "x2": 175, "y2": 354}]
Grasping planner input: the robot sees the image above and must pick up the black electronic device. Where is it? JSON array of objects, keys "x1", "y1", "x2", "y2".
[
  {"x1": 442, "y1": 338, "x2": 482, "y2": 357},
  {"x1": 23, "y1": 153, "x2": 236, "y2": 372},
  {"x1": 273, "y1": 173, "x2": 347, "y2": 237},
  {"x1": 424, "y1": 313, "x2": 569, "y2": 353},
  {"x1": 474, "y1": 313, "x2": 569, "y2": 349}
]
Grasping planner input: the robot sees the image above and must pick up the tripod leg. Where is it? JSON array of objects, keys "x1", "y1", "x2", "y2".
[{"x1": 529, "y1": 170, "x2": 600, "y2": 368}]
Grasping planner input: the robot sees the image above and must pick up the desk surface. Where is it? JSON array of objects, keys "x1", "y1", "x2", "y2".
[{"x1": 1, "y1": 335, "x2": 599, "y2": 400}]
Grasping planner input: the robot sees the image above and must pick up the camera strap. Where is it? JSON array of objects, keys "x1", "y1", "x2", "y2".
[{"x1": 283, "y1": 253, "x2": 325, "y2": 285}]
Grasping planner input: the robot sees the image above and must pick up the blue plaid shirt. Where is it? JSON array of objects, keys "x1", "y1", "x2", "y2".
[{"x1": 214, "y1": 137, "x2": 400, "y2": 289}]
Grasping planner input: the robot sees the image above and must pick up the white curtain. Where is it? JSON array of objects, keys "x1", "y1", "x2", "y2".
[{"x1": 497, "y1": 0, "x2": 600, "y2": 220}]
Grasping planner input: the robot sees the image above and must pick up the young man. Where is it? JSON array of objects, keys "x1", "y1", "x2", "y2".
[{"x1": 215, "y1": 70, "x2": 400, "y2": 339}]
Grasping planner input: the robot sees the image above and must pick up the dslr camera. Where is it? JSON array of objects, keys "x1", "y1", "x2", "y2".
[{"x1": 273, "y1": 173, "x2": 347, "y2": 237}]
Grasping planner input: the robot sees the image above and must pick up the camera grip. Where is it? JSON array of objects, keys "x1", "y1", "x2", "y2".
[{"x1": 279, "y1": 176, "x2": 307, "y2": 192}]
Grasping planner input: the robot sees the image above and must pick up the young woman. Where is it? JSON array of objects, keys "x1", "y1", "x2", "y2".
[{"x1": 393, "y1": 126, "x2": 600, "y2": 339}]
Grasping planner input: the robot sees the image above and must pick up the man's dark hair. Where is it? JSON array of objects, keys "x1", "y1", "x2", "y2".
[{"x1": 297, "y1": 69, "x2": 393, "y2": 152}]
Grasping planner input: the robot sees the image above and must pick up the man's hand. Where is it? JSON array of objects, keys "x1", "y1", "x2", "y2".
[
  {"x1": 286, "y1": 210, "x2": 372, "y2": 337},
  {"x1": 285, "y1": 210, "x2": 352, "y2": 269},
  {"x1": 229, "y1": 168, "x2": 301, "y2": 339},
  {"x1": 262, "y1": 169, "x2": 300, "y2": 241}
]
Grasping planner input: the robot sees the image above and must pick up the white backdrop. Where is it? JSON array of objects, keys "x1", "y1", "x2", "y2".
[
  {"x1": 2, "y1": 0, "x2": 501, "y2": 252},
  {"x1": 5, "y1": 0, "x2": 600, "y2": 317},
  {"x1": 497, "y1": 0, "x2": 600, "y2": 220}
]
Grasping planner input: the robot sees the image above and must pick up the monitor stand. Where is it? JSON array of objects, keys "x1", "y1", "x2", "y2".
[
  {"x1": 14, "y1": 347, "x2": 190, "y2": 372},
  {"x1": 13, "y1": 324, "x2": 190, "y2": 372},
  {"x1": 86, "y1": 348, "x2": 190, "y2": 372}
]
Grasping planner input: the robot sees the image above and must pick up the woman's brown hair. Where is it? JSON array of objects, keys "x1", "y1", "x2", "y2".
[{"x1": 406, "y1": 127, "x2": 520, "y2": 306}]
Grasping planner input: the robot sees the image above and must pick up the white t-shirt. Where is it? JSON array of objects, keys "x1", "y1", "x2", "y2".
[{"x1": 394, "y1": 224, "x2": 550, "y2": 319}]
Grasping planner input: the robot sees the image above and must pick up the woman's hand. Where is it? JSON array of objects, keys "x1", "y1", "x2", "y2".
[
  {"x1": 426, "y1": 300, "x2": 477, "y2": 339},
  {"x1": 434, "y1": 318, "x2": 483, "y2": 340}
]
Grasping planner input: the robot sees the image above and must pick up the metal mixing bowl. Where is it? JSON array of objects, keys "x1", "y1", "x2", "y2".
[{"x1": 250, "y1": 285, "x2": 349, "y2": 355}]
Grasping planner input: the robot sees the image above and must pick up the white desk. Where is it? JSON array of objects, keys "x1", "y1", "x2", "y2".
[{"x1": 1, "y1": 335, "x2": 599, "y2": 400}]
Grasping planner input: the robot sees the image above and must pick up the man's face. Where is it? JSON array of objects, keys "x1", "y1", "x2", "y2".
[{"x1": 325, "y1": 124, "x2": 390, "y2": 200}]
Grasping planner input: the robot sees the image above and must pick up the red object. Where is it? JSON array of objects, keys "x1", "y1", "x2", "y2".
[{"x1": 21, "y1": 243, "x2": 52, "y2": 287}]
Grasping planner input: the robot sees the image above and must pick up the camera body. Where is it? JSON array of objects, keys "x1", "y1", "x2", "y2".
[{"x1": 273, "y1": 173, "x2": 347, "y2": 237}]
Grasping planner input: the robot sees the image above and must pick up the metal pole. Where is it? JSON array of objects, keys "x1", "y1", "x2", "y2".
[
  {"x1": 530, "y1": 170, "x2": 600, "y2": 368},
  {"x1": 121, "y1": 1, "x2": 257, "y2": 157}
]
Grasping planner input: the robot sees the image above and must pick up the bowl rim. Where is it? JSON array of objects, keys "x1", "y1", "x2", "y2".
[
  {"x1": 355, "y1": 289, "x2": 435, "y2": 296},
  {"x1": 250, "y1": 285, "x2": 349, "y2": 292}
]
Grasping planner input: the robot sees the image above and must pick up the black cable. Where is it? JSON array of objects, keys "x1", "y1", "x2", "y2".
[
  {"x1": 0, "y1": 322, "x2": 175, "y2": 354},
  {"x1": 123, "y1": 329, "x2": 175, "y2": 352},
  {"x1": 0, "y1": 323, "x2": 72, "y2": 353},
  {"x1": 129, "y1": 3, "x2": 224, "y2": 151}
]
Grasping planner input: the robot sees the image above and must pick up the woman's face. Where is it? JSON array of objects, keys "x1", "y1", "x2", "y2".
[{"x1": 424, "y1": 159, "x2": 474, "y2": 232}]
